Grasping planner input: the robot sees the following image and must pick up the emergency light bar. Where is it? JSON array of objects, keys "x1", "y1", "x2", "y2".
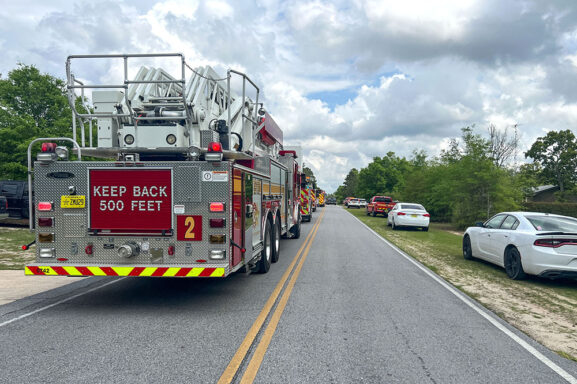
[{"x1": 205, "y1": 142, "x2": 223, "y2": 162}]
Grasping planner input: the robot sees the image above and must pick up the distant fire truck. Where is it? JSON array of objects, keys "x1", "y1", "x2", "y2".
[
  {"x1": 300, "y1": 177, "x2": 315, "y2": 222},
  {"x1": 25, "y1": 53, "x2": 302, "y2": 278},
  {"x1": 317, "y1": 190, "x2": 325, "y2": 207}
]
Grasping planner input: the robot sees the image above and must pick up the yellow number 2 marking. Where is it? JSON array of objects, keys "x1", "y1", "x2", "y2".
[{"x1": 185, "y1": 217, "x2": 196, "y2": 239}]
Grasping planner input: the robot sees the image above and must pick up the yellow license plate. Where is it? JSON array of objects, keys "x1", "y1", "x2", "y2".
[
  {"x1": 411, "y1": 214, "x2": 418, "y2": 218},
  {"x1": 61, "y1": 195, "x2": 86, "y2": 208}
]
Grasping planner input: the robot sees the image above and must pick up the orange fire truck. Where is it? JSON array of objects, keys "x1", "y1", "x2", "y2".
[{"x1": 24, "y1": 53, "x2": 302, "y2": 278}]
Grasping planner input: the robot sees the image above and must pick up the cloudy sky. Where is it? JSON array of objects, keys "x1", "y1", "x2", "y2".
[{"x1": 2, "y1": 0, "x2": 577, "y2": 192}]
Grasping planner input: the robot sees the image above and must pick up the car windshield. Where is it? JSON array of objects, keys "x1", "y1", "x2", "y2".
[
  {"x1": 400, "y1": 204, "x2": 424, "y2": 210},
  {"x1": 374, "y1": 197, "x2": 391, "y2": 203},
  {"x1": 525, "y1": 215, "x2": 577, "y2": 232}
]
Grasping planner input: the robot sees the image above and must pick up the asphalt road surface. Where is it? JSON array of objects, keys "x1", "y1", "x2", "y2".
[{"x1": 1, "y1": 205, "x2": 577, "y2": 383}]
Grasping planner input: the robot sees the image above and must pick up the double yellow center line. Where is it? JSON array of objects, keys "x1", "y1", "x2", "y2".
[{"x1": 218, "y1": 208, "x2": 325, "y2": 384}]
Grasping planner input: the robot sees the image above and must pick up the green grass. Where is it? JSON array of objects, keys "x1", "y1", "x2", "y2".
[{"x1": 0, "y1": 227, "x2": 35, "y2": 270}]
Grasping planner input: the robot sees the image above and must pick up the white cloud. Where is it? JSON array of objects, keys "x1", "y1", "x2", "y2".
[{"x1": 2, "y1": 0, "x2": 577, "y2": 192}]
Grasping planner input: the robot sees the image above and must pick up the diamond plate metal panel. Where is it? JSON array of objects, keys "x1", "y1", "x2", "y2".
[
  {"x1": 174, "y1": 166, "x2": 201, "y2": 202},
  {"x1": 62, "y1": 214, "x2": 88, "y2": 238},
  {"x1": 200, "y1": 130, "x2": 219, "y2": 148},
  {"x1": 33, "y1": 160, "x2": 234, "y2": 268}
]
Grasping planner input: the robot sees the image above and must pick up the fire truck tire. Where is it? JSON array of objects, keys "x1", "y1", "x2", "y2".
[
  {"x1": 272, "y1": 217, "x2": 281, "y2": 263},
  {"x1": 257, "y1": 220, "x2": 272, "y2": 273},
  {"x1": 291, "y1": 216, "x2": 301, "y2": 239}
]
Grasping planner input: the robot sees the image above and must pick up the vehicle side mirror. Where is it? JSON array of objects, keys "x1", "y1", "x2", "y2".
[{"x1": 475, "y1": 221, "x2": 484, "y2": 227}]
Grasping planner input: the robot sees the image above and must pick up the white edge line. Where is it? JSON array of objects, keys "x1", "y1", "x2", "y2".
[
  {"x1": 351, "y1": 214, "x2": 577, "y2": 384},
  {"x1": 0, "y1": 277, "x2": 126, "y2": 328}
]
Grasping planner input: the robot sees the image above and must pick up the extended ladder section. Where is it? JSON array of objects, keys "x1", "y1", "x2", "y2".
[{"x1": 65, "y1": 53, "x2": 278, "y2": 159}]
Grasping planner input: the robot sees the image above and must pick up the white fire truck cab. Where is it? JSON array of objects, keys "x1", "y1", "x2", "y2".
[{"x1": 25, "y1": 53, "x2": 302, "y2": 278}]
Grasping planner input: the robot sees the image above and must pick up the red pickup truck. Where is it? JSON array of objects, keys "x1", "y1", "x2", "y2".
[{"x1": 366, "y1": 196, "x2": 396, "y2": 217}]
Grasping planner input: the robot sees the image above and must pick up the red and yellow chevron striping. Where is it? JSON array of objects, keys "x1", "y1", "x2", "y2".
[{"x1": 25, "y1": 265, "x2": 226, "y2": 278}]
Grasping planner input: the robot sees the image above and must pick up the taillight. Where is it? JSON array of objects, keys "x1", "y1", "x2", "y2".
[
  {"x1": 210, "y1": 202, "x2": 225, "y2": 212},
  {"x1": 85, "y1": 244, "x2": 93, "y2": 255},
  {"x1": 534, "y1": 239, "x2": 577, "y2": 248},
  {"x1": 38, "y1": 202, "x2": 53, "y2": 211},
  {"x1": 209, "y1": 234, "x2": 226, "y2": 244},
  {"x1": 38, "y1": 217, "x2": 54, "y2": 227},
  {"x1": 397, "y1": 212, "x2": 406, "y2": 216},
  {"x1": 210, "y1": 218, "x2": 225, "y2": 227},
  {"x1": 168, "y1": 245, "x2": 175, "y2": 256},
  {"x1": 208, "y1": 142, "x2": 222, "y2": 152},
  {"x1": 206, "y1": 142, "x2": 224, "y2": 161},
  {"x1": 423, "y1": 214, "x2": 430, "y2": 217},
  {"x1": 38, "y1": 233, "x2": 54, "y2": 243},
  {"x1": 41, "y1": 143, "x2": 57, "y2": 152}
]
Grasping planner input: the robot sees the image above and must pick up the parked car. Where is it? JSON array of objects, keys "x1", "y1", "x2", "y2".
[
  {"x1": 0, "y1": 196, "x2": 8, "y2": 219},
  {"x1": 343, "y1": 197, "x2": 355, "y2": 207},
  {"x1": 347, "y1": 198, "x2": 361, "y2": 208},
  {"x1": 358, "y1": 199, "x2": 367, "y2": 208},
  {"x1": 387, "y1": 203, "x2": 430, "y2": 231},
  {"x1": 366, "y1": 195, "x2": 396, "y2": 217},
  {"x1": 463, "y1": 212, "x2": 577, "y2": 280},
  {"x1": 326, "y1": 197, "x2": 337, "y2": 205}
]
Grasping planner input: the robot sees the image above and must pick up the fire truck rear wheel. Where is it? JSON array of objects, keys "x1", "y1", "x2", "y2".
[
  {"x1": 292, "y1": 218, "x2": 301, "y2": 239},
  {"x1": 257, "y1": 219, "x2": 272, "y2": 273},
  {"x1": 272, "y1": 217, "x2": 281, "y2": 263}
]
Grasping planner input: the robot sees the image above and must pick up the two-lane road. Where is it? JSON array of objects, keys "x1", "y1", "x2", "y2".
[{"x1": 1, "y1": 205, "x2": 576, "y2": 383}]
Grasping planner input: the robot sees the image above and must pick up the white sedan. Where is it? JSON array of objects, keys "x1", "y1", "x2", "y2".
[
  {"x1": 463, "y1": 212, "x2": 577, "y2": 280},
  {"x1": 387, "y1": 203, "x2": 430, "y2": 231}
]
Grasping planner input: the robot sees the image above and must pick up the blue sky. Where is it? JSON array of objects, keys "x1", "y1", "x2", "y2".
[{"x1": 1, "y1": 0, "x2": 577, "y2": 193}]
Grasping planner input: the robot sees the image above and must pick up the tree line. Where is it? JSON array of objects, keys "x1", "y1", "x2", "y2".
[
  {"x1": 1, "y1": 63, "x2": 576, "y2": 228},
  {"x1": 334, "y1": 126, "x2": 577, "y2": 228}
]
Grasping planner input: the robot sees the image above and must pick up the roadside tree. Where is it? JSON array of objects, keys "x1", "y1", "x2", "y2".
[{"x1": 525, "y1": 129, "x2": 577, "y2": 193}]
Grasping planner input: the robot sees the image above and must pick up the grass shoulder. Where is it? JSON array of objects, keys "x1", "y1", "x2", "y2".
[{"x1": 0, "y1": 227, "x2": 35, "y2": 270}]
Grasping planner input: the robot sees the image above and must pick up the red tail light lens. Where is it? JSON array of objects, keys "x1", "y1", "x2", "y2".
[
  {"x1": 397, "y1": 212, "x2": 406, "y2": 216},
  {"x1": 38, "y1": 217, "x2": 54, "y2": 227},
  {"x1": 38, "y1": 202, "x2": 53, "y2": 211},
  {"x1": 210, "y1": 202, "x2": 225, "y2": 212},
  {"x1": 208, "y1": 142, "x2": 222, "y2": 152},
  {"x1": 210, "y1": 218, "x2": 225, "y2": 228},
  {"x1": 423, "y1": 214, "x2": 430, "y2": 217},
  {"x1": 85, "y1": 244, "x2": 93, "y2": 255},
  {"x1": 534, "y1": 239, "x2": 577, "y2": 248},
  {"x1": 168, "y1": 245, "x2": 175, "y2": 256},
  {"x1": 42, "y1": 143, "x2": 57, "y2": 152}
]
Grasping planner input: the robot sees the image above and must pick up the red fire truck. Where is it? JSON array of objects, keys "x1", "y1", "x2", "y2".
[{"x1": 25, "y1": 53, "x2": 301, "y2": 278}]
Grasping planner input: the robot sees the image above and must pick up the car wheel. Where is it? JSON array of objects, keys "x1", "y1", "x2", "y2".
[
  {"x1": 257, "y1": 220, "x2": 272, "y2": 273},
  {"x1": 463, "y1": 235, "x2": 474, "y2": 260},
  {"x1": 423, "y1": 226, "x2": 429, "y2": 232},
  {"x1": 271, "y1": 218, "x2": 281, "y2": 263},
  {"x1": 504, "y1": 247, "x2": 527, "y2": 280},
  {"x1": 372, "y1": 211, "x2": 376, "y2": 217},
  {"x1": 392, "y1": 219, "x2": 397, "y2": 230},
  {"x1": 366, "y1": 209, "x2": 370, "y2": 216}
]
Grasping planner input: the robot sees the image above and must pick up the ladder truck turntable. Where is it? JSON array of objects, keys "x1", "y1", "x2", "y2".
[{"x1": 25, "y1": 53, "x2": 303, "y2": 278}]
